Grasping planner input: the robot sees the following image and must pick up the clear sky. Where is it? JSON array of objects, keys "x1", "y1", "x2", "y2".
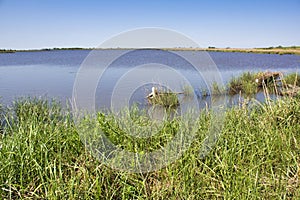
[{"x1": 0, "y1": 0, "x2": 299, "y2": 49}]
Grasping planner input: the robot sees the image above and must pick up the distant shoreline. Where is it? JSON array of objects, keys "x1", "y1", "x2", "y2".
[{"x1": 1, "y1": 46, "x2": 300, "y2": 55}]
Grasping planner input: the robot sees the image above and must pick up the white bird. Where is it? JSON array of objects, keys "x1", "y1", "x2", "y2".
[{"x1": 147, "y1": 87, "x2": 158, "y2": 99}]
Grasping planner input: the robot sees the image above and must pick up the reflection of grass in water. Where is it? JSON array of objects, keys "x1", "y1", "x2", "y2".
[
  {"x1": 1, "y1": 97, "x2": 300, "y2": 199},
  {"x1": 181, "y1": 84, "x2": 194, "y2": 96}
]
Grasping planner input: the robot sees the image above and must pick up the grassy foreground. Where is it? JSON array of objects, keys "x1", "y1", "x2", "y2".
[{"x1": 0, "y1": 96, "x2": 300, "y2": 199}]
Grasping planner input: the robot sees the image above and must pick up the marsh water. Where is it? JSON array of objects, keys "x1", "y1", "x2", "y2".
[{"x1": 0, "y1": 50, "x2": 299, "y2": 110}]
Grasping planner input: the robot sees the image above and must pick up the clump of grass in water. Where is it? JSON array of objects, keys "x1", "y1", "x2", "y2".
[
  {"x1": 228, "y1": 72, "x2": 258, "y2": 96},
  {"x1": 211, "y1": 81, "x2": 226, "y2": 95},
  {"x1": 151, "y1": 93, "x2": 179, "y2": 107},
  {"x1": 227, "y1": 71, "x2": 282, "y2": 96},
  {"x1": 148, "y1": 87, "x2": 179, "y2": 108},
  {"x1": 1, "y1": 97, "x2": 300, "y2": 199}
]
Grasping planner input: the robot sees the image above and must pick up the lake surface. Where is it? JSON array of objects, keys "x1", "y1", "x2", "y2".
[{"x1": 0, "y1": 50, "x2": 299, "y2": 110}]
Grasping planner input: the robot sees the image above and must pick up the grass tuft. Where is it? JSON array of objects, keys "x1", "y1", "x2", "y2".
[{"x1": 228, "y1": 72, "x2": 258, "y2": 96}]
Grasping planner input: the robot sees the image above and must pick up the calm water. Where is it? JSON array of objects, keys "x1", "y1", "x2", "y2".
[{"x1": 0, "y1": 50, "x2": 299, "y2": 109}]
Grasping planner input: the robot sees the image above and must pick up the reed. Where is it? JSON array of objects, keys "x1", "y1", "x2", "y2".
[{"x1": 0, "y1": 94, "x2": 299, "y2": 199}]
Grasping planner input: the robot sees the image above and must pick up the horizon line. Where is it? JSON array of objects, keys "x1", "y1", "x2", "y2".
[{"x1": 1, "y1": 45, "x2": 300, "y2": 51}]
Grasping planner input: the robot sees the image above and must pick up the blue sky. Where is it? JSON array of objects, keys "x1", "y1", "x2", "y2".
[{"x1": 0, "y1": 0, "x2": 299, "y2": 49}]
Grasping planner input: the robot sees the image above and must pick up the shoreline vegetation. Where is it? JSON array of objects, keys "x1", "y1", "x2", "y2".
[
  {"x1": 0, "y1": 71, "x2": 300, "y2": 199},
  {"x1": 1, "y1": 90, "x2": 300, "y2": 199},
  {"x1": 225, "y1": 72, "x2": 300, "y2": 97},
  {"x1": 1, "y1": 46, "x2": 300, "y2": 55},
  {"x1": 152, "y1": 72, "x2": 300, "y2": 108}
]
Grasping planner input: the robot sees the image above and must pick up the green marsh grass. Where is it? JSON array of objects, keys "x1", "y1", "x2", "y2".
[
  {"x1": 211, "y1": 81, "x2": 226, "y2": 95},
  {"x1": 227, "y1": 71, "x2": 285, "y2": 96},
  {"x1": 0, "y1": 96, "x2": 300, "y2": 199},
  {"x1": 147, "y1": 87, "x2": 180, "y2": 108},
  {"x1": 149, "y1": 93, "x2": 179, "y2": 108},
  {"x1": 279, "y1": 73, "x2": 300, "y2": 97},
  {"x1": 282, "y1": 73, "x2": 300, "y2": 87},
  {"x1": 228, "y1": 72, "x2": 259, "y2": 96}
]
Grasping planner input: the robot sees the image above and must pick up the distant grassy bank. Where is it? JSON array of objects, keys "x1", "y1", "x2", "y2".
[
  {"x1": 165, "y1": 46, "x2": 300, "y2": 55},
  {"x1": 1, "y1": 46, "x2": 300, "y2": 55},
  {"x1": 201, "y1": 46, "x2": 300, "y2": 55},
  {"x1": 0, "y1": 47, "x2": 93, "y2": 53},
  {"x1": 1, "y1": 92, "x2": 300, "y2": 199}
]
